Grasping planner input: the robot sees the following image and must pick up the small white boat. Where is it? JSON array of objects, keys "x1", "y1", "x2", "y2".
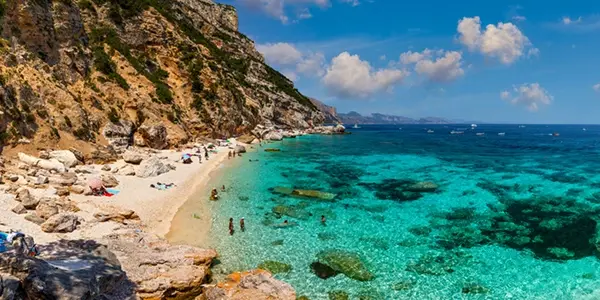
[
  {"x1": 519, "y1": 125, "x2": 526, "y2": 128},
  {"x1": 476, "y1": 132, "x2": 484, "y2": 136},
  {"x1": 450, "y1": 130, "x2": 464, "y2": 135},
  {"x1": 353, "y1": 123, "x2": 360, "y2": 129},
  {"x1": 498, "y1": 132, "x2": 506, "y2": 136},
  {"x1": 427, "y1": 129, "x2": 434, "y2": 133},
  {"x1": 471, "y1": 124, "x2": 478, "y2": 129}
]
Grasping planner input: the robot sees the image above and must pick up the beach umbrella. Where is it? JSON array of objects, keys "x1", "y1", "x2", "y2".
[{"x1": 87, "y1": 177, "x2": 103, "y2": 189}]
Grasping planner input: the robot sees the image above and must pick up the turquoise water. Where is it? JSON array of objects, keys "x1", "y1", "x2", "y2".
[{"x1": 200, "y1": 125, "x2": 600, "y2": 299}]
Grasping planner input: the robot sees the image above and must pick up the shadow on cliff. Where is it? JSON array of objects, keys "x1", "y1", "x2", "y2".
[{"x1": 1, "y1": 239, "x2": 137, "y2": 299}]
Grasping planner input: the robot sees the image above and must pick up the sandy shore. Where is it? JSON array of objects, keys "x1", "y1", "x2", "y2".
[{"x1": 0, "y1": 145, "x2": 234, "y2": 246}]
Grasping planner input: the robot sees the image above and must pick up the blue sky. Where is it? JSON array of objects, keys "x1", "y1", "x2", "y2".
[{"x1": 221, "y1": 0, "x2": 600, "y2": 123}]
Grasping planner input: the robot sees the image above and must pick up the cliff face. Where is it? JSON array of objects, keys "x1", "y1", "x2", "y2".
[
  {"x1": 310, "y1": 98, "x2": 339, "y2": 124},
  {"x1": 0, "y1": 0, "x2": 323, "y2": 153}
]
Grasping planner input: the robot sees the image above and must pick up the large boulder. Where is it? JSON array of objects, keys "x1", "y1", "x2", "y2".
[
  {"x1": 102, "y1": 120, "x2": 134, "y2": 149},
  {"x1": 316, "y1": 249, "x2": 374, "y2": 281},
  {"x1": 0, "y1": 240, "x2": 126, "y2": 300},
  {"x1": 20, "y1": 191, "x2": 39, "y2": 210},
  {"x1": 11, "y1": 204, "x2": 26, "y2": 215},
  {"x1": 201, "y1": 270, "x2": 296, "y2": 300},
  {"x1": 0, "y1": 273, "x2": 25, "y2": 300},
  {"x1": 334, "y1": 124, "x2": 345, "y2": 133},
  {"x1": 235, "y1": 145, "x2": 247, "y2": 153},
  {"x1": 122, "y1": 151, "x2": 145, "y2": 165},
  {"x1": 48, "y1": 150, "x2": 80, "y2": 168},
  {"x1": 237, "y1": 134, "x2": 255, "y2": 144},
  {"x1": 41, "y1": 213, "x2": 80, "y2": 233},
  {"x1": 101, "y1": 174, "x2": 119, "y2": 188},
  {"x1": 135, "y1": 157, "x2": 171, "y2": 178},
  {"x1": 36, "y1": 200, "x2": 59, "y2": 220},
  {"x1": 47, "y1": 173, "x2": 78, "y2": 186},
  {"x1": 270, "y1": 187, "x2": 336, "y2": 201},
  {"x1": 137, "y1": 124, "x2": 168, "y2": 149},
  {"x1": 264, "y1": 131, "x2": 283, "y2": 141},
  {"x1": 117, "y1": 165, "x2": 136, "y2": 176},
  {"x1": 101, "y1": 230, "x2": 217, "y2": 299},
  {"x1": 17, "y1": 153, "x2": 66, "y2": 173}
]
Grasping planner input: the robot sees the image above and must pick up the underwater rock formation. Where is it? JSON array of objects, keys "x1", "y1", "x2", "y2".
[
  {"x1": 257, "y1": 261, "x2": 292, "y2": 274},
  {"x1": 316, "y1": 249, "x2": 374, "y2": 282}
]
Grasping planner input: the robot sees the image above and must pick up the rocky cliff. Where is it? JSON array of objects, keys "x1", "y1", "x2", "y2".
[
  {"x1": 310, "y1": 98, "x2": 340, "y2": 124},
  {"x1": 0, "y1": 0, "x2": 324, "y2": 154}
]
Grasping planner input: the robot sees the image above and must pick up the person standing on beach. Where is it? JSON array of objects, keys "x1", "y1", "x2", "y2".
[
  {"x1": 205, "y1": 150, "x2": 209, "y2": 161},
  {"x1": 229, "y1": 218, "x2": 234, "y2": 235},
  {"x1": 240, "y1": 218, "x2": 245, "y2": 232}
]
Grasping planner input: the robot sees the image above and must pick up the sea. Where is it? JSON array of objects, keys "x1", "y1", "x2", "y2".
[{"x1": 169, "y1": 124, "x2": 600, "y2": 300}]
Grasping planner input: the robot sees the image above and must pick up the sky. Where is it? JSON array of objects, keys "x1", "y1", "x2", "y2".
[{"x1": 219, "y1": 0, "x2": 600, "y2": 124}]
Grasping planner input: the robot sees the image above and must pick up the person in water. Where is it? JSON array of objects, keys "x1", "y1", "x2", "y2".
[
  {"x1": 240, "y1": 218, "x2": 245, "y2": 232},
  {"x1": 221, "y1": 185, "x2": 226, "y2": 192},
  {"x1": 321, "y1": 215, "x2": 326, "y2": 226},
  {"x1": 283, "y1": 220, "x2": 289, "y2": 225},
  {"x1": 229, "y1": 218, "x2": 234, "y2": 235},
  {"x1": 210, "y1": 188, "x2": 219, "y2": 201}
]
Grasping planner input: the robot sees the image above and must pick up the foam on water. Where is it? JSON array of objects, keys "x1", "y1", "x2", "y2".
[{"x1": 170, "y1": 124, "x2": 600, "y2": 299}]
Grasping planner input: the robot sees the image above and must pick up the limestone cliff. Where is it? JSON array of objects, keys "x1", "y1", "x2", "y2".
[
  {"x1": 0, "y1": 0, "x2": 324, "y2": 154},
  {"x1": 310, "y1": 98, "x2": 340, "y2": 124}
]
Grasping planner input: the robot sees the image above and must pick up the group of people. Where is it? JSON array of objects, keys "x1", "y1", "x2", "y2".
[
  {"x1": 210, "y1": 185, "x2": 226, "y2": 201},
  {"x1": 229, "y1": 218, "x2": 245, "y2": 235},
  {"x1": 150, "y1": 182, "x2": 175, "y2": 190},
  {"x1": 227, "y1": 150, "x2": 240, "y2": 159},
  {"x1": 184, "y1": 146, "x2": 210, "y2": 164}
]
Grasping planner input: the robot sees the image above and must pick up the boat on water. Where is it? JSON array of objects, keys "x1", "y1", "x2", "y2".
[
  {"x1": 498, "y1": 132, "x2": 506, "y2": 136},
  {"x1": 353, "y1": 123, "x2": 360, "y2": 129},
  {"x1": 427, "y1": 129, "x2": 434, "y2": 133},
  {"x1": 450, "y1": 130, "x2": 464, "y2": 135},
  {"x1": 519, "y1": 125, "x2": 526, "y2": 128},
  {"x1": 552, "y1": 132, "x2": 560, "y2": 137},
  {"x1": 471, "y1": 124, "x2": 477, "y2": 129},
  {"x1": 476, "y1": 132, "x2": 485, "y2": 136}
]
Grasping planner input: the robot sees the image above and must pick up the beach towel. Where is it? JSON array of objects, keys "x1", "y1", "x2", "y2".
[
  {"x1": 0, "y1": 232, "x2": 7, "y2": 253},
  {"x1": 106, "y1": 188, "x2": 120, "y2": 195}
]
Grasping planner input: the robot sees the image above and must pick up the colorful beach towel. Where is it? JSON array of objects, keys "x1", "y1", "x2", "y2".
[{"x1": 106, "y1": 188, "x2": 120, "y2": 195}]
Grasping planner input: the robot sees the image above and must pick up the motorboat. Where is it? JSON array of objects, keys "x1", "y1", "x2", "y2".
[
  {"x1": 427, "y1": 129, "x2": 434, "y2": 133},
  {"x1": 476, "y1": 132, "x2": 484, "y2": 136},
  {"x1": 471, "y1": 124, "x2": 477, "y2": 129},
  {"x1": 498, "y1": 132, "x2": 506, "y2": 136},
  {"x1": 450, "y1": 130, "x2": 464, "y2": 135},
  {"x1": 353, "y1": 123, "x2": 360, "y2": 129},
  {"x1": 552, "y1": 132, "x2": 560, "y2": 137}
]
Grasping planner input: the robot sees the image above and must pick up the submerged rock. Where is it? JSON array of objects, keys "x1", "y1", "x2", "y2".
[
  {"x1": 316, "y1": 249, "x2": 374, "y2": 281},
  {"x1": 406, "y1": 251, "x2": 471, "y2": 276},
  {"x1": 328, "y1": 290, "x2": 349, "y2": 300},
  {"x1": 392, "y1": 278, "x2": 417, "y2": 291},
  {"x1": 270, "y1": 186, "x2": 336, "y2": 201},
  {"x1": 271, "y1": 205, "x2": 310, "y2": 220},
  {"x1": 405, "y1": 181, "x2": 439, "y2": 192},
  {"x1": 311, "y1": 262, "x2": 339, "y2": 279},
  {"x1": 462, "y1": 282, "x2": 490, "y2": 294},
  {"x1": 257, "y1": 260, "x2": 292, "y2": 274}
]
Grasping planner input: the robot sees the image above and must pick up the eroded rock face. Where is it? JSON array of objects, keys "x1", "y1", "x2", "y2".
[
  {"x1": 101, "y1": 231, "x2": 217, "y2": 300},
  {"x1": 137, "y1": 125, "x2": 168, "y2": 150},
  {"x1": 103, "y1": 121, "x2": 135, "y2": 149},
  {"x1": 201, "y1": 270, "x2": 296, "y2": 300}
]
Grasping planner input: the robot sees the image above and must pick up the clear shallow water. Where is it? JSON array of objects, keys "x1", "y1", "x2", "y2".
[{"x1": 174, "y1": 124, "x2": 600, "y2": 299}]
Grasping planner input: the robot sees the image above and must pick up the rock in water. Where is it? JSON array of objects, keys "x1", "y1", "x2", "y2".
[
  {"x1": 310, "y1": 262, "x2": 339, "y2": 279},
  {"x1": 334, "y1": 124, "x2": 345, "y2": 133},
  {"x1": 270, "y1": 186, "x2": 336, "y2": 201},
  {"x1": 41, "y1": 213, "x2": 80, "y2": 233},
  {"x1": 122, "y1": 151, "x2": 145, "y2": 165},
  {"x1": 48, "y1": 150, "x2": 80, "y2": 168},
  {"x1": 328, "y1": 290, "x2": 349, "y2": 300},
  {"x1": 264, "y1": 131, "x2": 283, "y2": 141},
  {"x1": 316, "y1": 249, "x2": 374, "y2": 281},
  {"x1": 257, "y1": 260, "x2": 292, "y2": 274},
  {"x1": 135, "y1": 157, "x2": 171, "y2": 178},
  {"x1": 202, "y1": 270, "x2": 296, "y2": 300},
  {"x1": 405, "y1": 181, "x2": 439, "y2": 192},
  {"x1": 235, "y1": 145, "x2": 247, "y2": 153}
]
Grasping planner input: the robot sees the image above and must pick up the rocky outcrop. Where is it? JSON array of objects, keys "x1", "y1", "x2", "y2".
[
  {"x1": 201, "y1": 270, "x2": 296, "y2": 300},
  {"x1": 0, "y1": 0, "x2": 327, "y2": 153},
  {"x1": 17, "y1": 153, "x2": 66, "y2": 173},
  {"x1": 315, "y1": 249, "x2": 374, "y2": 281},
  {"x1": 122, "y1": 151, "x2": 145, "y2": 165},
  {"x1": 41, "y1": 213, "x2": 80, "y2": 233},
  {"x1": 135, "y1": 156, "x2": 171, "y2": 178},
  {"x1": 310, "y1": 98, "x2": 340, "y2": 124},
  {"x1": 0, "y1": 240, "x2": 127, "y2": 300},
  {"x1": 48, "y1": 150, "x2": 80, "y2": 168}
]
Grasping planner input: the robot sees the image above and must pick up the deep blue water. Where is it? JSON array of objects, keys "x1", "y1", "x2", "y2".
[{"x1": 174, "y1": 124, "x2": 600, "y2": 299}]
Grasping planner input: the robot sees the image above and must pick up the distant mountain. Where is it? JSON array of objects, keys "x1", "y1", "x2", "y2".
[{"x1": 337, "y1": 112, "x2": 458, "y2": 124}]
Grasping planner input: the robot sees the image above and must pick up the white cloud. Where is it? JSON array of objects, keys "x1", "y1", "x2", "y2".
[
  {"x1": 501, "y1": 83, "x2": 553, "y2": 111},
  {"x1": 527, "y1": 47, "x2": 540, "y2": 57},
  {"x1": 399, "y1": 49, "x2": 464, "y2": 82},
  {"x1": 296, "y1": 52, "x2": 326, "y2": 76},
  {"x1": 257, "y1": 42, "x2": 303, "y2": 65},
  {"x1": 322, "y1": 52, "x2": 408, "y2": 99},
  {"x1": 257, "y1": 42, "x2": 326, "y2": 77},
  {"x1": 563, "y1": 16, "x2": 582, "y2": 25},
  {"x1": 457, "y1": 16, "x2": 534, "y2": 64},
  {"x1": 593, "y1": 83, "x2": 600, "y2": 92},
  {"x1": 512, "y1": 15, "x2": 526, "y2": 22},
  {"x1": 240, "y1": 0, "x2": 361, "y2": 23}
]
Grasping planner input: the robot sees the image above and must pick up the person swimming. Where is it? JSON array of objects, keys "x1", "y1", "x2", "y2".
[
  {"x1": 321, "y1": 215, "x2": 326, "y2": 226},
  {"x1": 210, "y1": 188, "x2": 219, "y2": 201},
  {"x1": 221, "y1": 185, "x2": 226, "y2": 192},
  {"x1": 240, "y1": 218, "x2": 245, "y2": 232}
]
